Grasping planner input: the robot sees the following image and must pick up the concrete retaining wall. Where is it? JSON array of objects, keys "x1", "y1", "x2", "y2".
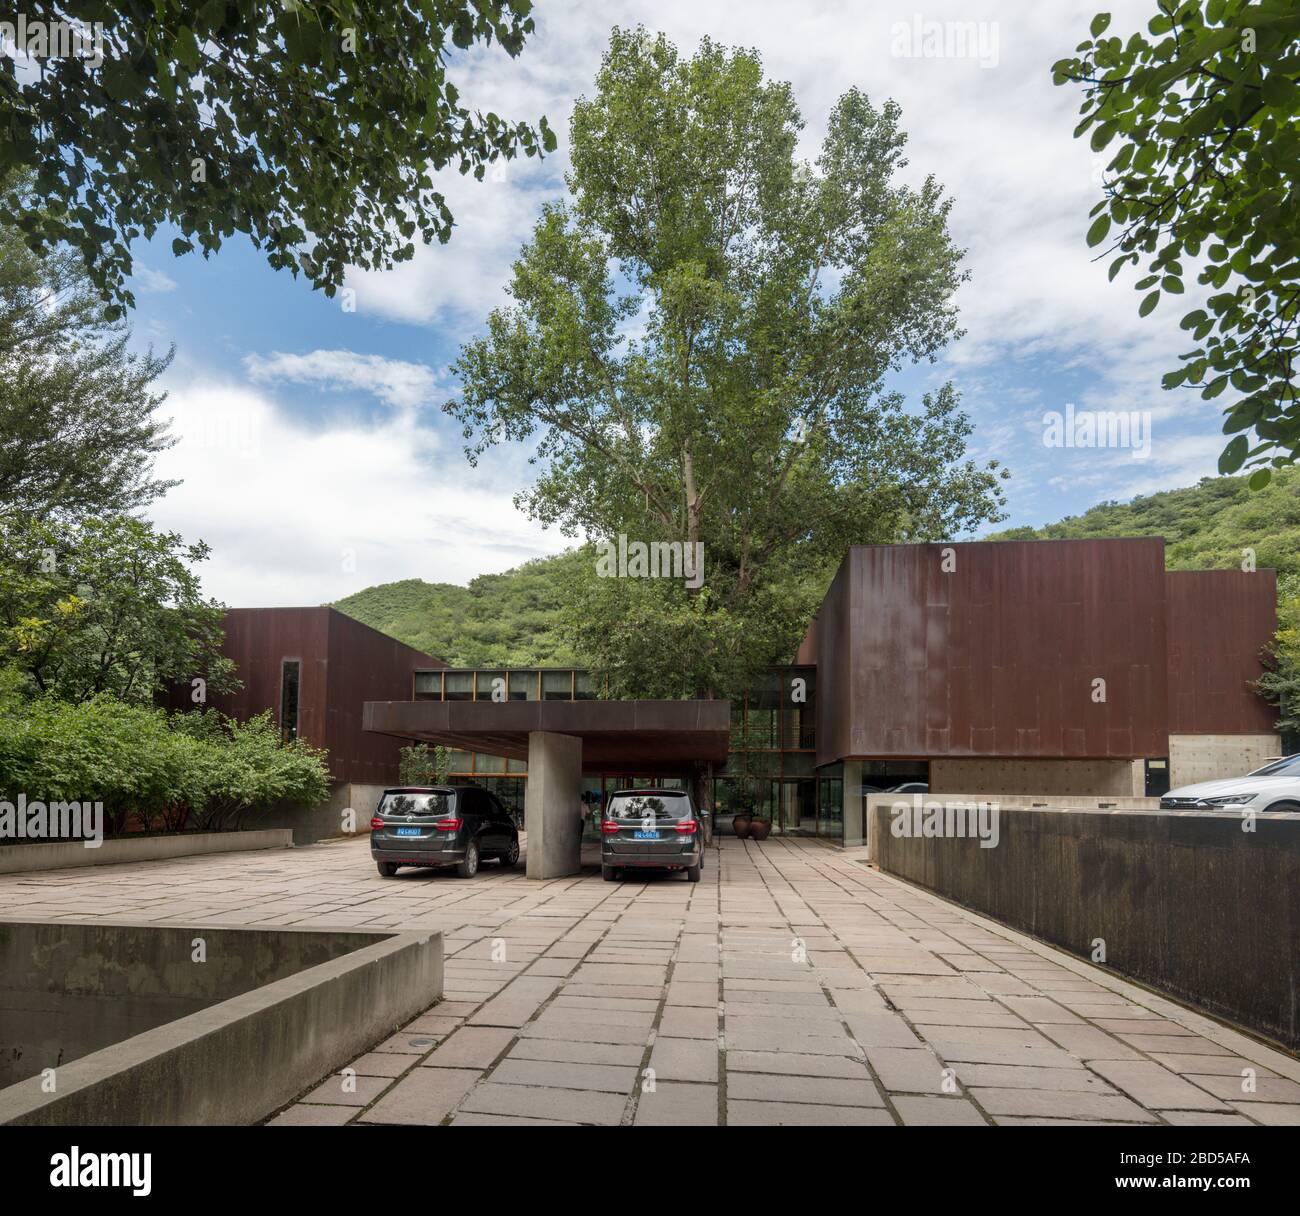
[
  {"x1": 864, "y1": 792, "x2": 1161, "y2": 855},
  {"x1": 1168, "y1": 733, "x2": 1281, "y2": 788},
  {"x1": 0, "y1": 829, "x2": 292, "y2": 875},
  {"x1": 871, "y1": 803, "x2": 1300, "y2": 1051},
  {"x1": 929, "y1": 757, "x2": 1145, "y2": 797},
  {"x1": 253, "y1": 782, "x2": 388, "y2": 845},
  {"x1": 0, "y1": 920, "x2": 443, "y2": 1125}
]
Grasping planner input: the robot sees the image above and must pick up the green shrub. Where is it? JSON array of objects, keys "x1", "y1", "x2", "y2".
[{"x1": 0, "y1": 685, "x2": 330, "y2": 835}]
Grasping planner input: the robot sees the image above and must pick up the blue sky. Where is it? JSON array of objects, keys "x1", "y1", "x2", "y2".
[{"x1": 120, "y1": 0, "x2": 1229, "y2": 606}]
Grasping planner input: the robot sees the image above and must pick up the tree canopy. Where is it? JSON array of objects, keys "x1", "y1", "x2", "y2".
[
  {"x1": 0, "y1": 1, "x2": 555, "y2": 313},
  {"x1": 0, "y1": 187, "x2": 175, "y2": 517},
  {"x1": 1055, "y1": 1, "x2": 1300, "y2": 486},
  {"x1": 0, "y1": 514, "x2": 235, "y2": 704},
  {"x1": 445, "y1": 28, "x2": 1008, "y2": 696}
]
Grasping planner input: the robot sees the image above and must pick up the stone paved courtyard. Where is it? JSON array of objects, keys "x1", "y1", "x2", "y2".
[{"x1": 3, "y1": 835, "x2": 1298, "y2": 1126}]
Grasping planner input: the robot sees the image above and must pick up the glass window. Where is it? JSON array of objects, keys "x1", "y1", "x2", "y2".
[
  {"x1": 574, "y1": 671, "x2": 596, "y2": 700},
  {"x1": 413, "y1": 671, "x2": 442, "y2": 698},
  {"x1": 279, "y1": 660, "x2": 300, "y2": 742},
  {"x1": 444, "y1": 672, "x2": 472, "y2": 702},
  {"x1": 508, "y1": 671, "x2": 538, "y2": 701},
  {"x1": 473, "y1": 752, "x2": 505, "y2": 774},
  {"x1": 783, "y1": 751, "x2": 814, "y2": 776},
  {"x1": 605, "y1": 792, "x2": 692, "y2": 822},
  {"x1": 476, "y1": 670, "x2": 507, "y2": 702},
  {"x1": 445, "y1": 748, "x2": 472, "y2": 772},
  {"x1": 378, "y1": 791, "x2": 452, "y2": 817},
  {"x1": 542, "y1": 670, "x2": 573, "y2": 701},
  {"x1": 507, "y1": 757, "x2": 528, "y2": 774}
]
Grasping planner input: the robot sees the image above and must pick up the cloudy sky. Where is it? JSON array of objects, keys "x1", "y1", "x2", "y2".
[{"x1": 126, "y1": 0, "x2": 1227, "y2": 607}]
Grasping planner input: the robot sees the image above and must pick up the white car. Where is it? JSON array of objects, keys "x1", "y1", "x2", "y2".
[{"x1": 1160, "y1": 754, "x2": 1300, "y2": 812}]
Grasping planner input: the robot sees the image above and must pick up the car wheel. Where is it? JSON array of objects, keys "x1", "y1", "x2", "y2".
[
  {"x1": 377, "y1": 861, "x2": 399, "y2": 877},
  {"x1": 1264, "y1": 799, "x2": 1300, "y2": 813},
  {"x1": 685, "y1": 860, "x2": 701, "y2": 883},
  {"x1": 457, "y1": 840, "x2": 480, "y2": 879},
  {"x1": 499, "y1": 838, "x2": 520, "y2": 867},
  {"x1": 603, "y1": 864, "x2": 620, "y2": 882}
]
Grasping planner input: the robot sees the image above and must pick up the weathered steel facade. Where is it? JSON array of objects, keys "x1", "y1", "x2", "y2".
[
  {"x1": 1165, "y1": 568, "x2": 1278, "y2": 736},
  {"x1": 797, "y1": 540, "x2": 1276, "y2": 768},
  {"x1": 198, "y1": 608, "x2": 444, "y2": 785}
]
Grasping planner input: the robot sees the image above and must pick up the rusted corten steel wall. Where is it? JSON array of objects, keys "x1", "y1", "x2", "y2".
[
  {"x1": 807, "y1": 540, "x2": 1172, "y2": 767},
  {"x1": 196, "y1": 608, "x2": 443, "y2": 785},
  {"x1": 1165, "y1": 569, "x2": 1277, "y2": 736},
  {"x1": 325, "y1": 611, "x2": 446, "y2": 784},
  {"x1": 208, "y1": 608, "x2": 331, "y2": 752}
]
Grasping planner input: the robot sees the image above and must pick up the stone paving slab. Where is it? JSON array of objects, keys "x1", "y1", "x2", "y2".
[{"x1": 2, "y1": 834, "x2": 1296, "y2": 1127}]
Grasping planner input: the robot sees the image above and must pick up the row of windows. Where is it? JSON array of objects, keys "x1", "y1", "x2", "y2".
[
  {"x1": 414, "y1": 668, "x2": 601, "y2": 702},
  {"x1": 413, "y1": 665, "x2": 817, "y2": 753}
]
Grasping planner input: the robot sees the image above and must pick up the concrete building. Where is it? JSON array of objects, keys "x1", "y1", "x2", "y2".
[{"x1": 204, "y1": 539, "x2": 1279, "y2": 872}]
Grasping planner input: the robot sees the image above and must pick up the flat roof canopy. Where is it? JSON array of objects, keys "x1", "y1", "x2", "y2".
[{"x1": 363, "y1": 699, "x2": 731, "y2": 773}]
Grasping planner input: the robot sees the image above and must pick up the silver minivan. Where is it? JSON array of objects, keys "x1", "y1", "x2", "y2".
[{"x1": 601, "y1": 788, "x2": 702, "y2": 882}]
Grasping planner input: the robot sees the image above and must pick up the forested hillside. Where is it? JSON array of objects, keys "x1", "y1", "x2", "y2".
[
  {"x1": 331, "y1": 549, "x2": 585, "y2": 666},
  {"x1": 990, "y1": 468, "x2": 1300, "y2": 577},
  {"x1": 334, "y1": 472, "x2": 1300, "y2": 665}
]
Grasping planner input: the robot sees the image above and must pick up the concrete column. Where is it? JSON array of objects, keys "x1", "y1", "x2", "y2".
[
  {"x1": 842, "y1": 760, "x2": 865, "y2": 847},
  {"x1": 524, "y1": 731, "x2": 584, "y2": 879}
]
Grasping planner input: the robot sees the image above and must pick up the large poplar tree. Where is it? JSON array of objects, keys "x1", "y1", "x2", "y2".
[{"x1": 446, "y1": 28, "x2": 1009, "y2": 697}]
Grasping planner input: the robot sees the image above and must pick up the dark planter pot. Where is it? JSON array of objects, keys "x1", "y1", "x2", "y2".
[
  {"x1": 732, "y1": 814, "x2": 752, "y2": 839},
  {"x1": 748, "y1": 818, "x2": 772, "y2": 841}
]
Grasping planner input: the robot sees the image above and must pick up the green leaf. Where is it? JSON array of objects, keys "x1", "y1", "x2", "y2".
[
  {"x1": 1090, "y1": 13, "x2": 1112, "y2": 37},
  {"x1": 1139, "y1": 290, "x2": 1160, "y2": 317},
  {"x1": 1219, "y1": 434, "x2": 1249, "y2": 474},
  {"x1": 174, "y1": 25, "x2": 202, "y2": 73},
  {"x1": 1087, "y1": 215, "x2": 1111, "y2": 247},
  {"x1": 1089, "y1": 120, "x2": 1119, "y2": 152},
  {"x1": 1248, "y1": 468, "x2": 1272, "y2": 491}
]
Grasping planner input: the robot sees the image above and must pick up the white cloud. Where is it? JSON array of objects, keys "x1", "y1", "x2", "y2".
[
  {"x1": 133, "y1": 265, "x2": 178, "y2": 293},
  {"x1": 148, "y1": 376, "x2": 572, "y2": 607},
  {"x1": 348, "y1": 1, "x2": 1183, "y2": 396},
  {"x1": 145, "y1": 0, "x2": 1232, "y2": 594},
  {"x1": 243, "y1": 349, "x2": 443, "y2": 410},
  {"x1": 344, "y1": 163, "x2": 560, "y2": 330}
]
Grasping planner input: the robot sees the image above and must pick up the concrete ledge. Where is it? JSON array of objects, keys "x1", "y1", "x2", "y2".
[
  {"x1": 0, "y1": 829, "x2": 293, "y2": 874},
  {"x1": 871, "y1": 802, "x2": 1300, "y2": 1051},
  {"x1": 862, "y1": 792, "x2": 1161, "y2": 851},
  {"x1": 0, "y1": 920, "x2": 443, "y2": 1125}
]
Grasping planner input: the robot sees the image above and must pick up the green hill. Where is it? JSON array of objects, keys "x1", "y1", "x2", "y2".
[
  {"x1": 988, "y1": 468, "x2": 1300, "y2": 578},
  {"x1": 334, "y1": 471, "x2": 1300, "y2": 665},
  {"x1": 331, "y1": 549, "x2": 585, "y2": 666}
]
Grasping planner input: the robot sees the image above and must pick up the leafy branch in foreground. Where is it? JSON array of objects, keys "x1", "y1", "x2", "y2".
[
  {"x1": 1055, "y1": 1, "x2": 1300, "y2": 485},
  {"x1": 0, "y1": 1, "x2": 555, "y2": 313}
]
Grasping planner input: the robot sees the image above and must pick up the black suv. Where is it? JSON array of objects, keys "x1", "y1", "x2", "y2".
[
  {"x1": 601, "y1": 788, "x2": 702, "y2": 882},
  {"x1": 370, "y1": 785, "x2": 520, "y2": 878}
]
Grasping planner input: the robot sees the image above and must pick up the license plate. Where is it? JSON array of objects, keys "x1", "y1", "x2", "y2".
[
  {"x1": 395, "y1": 827, "x2": 421, "y2": 837},
  {"x1": 633, "y1": 830, "x2": 660, "y2": 840}
]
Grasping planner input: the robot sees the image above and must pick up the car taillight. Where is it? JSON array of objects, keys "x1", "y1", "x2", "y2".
[
  {"x1": 435, "y1": 818, "x2": 463, "y2": 831},
  {"x1": 600, "y1": 820, "x2": 621, "y2": 834},
  {"x1": 369, "y1": 816, "x2": 383, "y2": 830},
  {"x1": 675, "y1": 820, "x2": 698, "y2": 834}
]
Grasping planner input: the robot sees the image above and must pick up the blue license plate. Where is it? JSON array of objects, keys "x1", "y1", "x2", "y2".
[
  {"x1": 394, "y1": 827, "x2": 422, "y2": 837},
  {"x1": 633, "y1": 830, "x2": 660, "y2": 840}
]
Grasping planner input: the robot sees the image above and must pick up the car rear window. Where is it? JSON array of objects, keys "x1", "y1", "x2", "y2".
[
  {"x1": 379, "y1": 792, "x2": 453, "y2": 817},
  {"x1": 605, "y1": 794, "x2": 691, "y2": 822}
]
